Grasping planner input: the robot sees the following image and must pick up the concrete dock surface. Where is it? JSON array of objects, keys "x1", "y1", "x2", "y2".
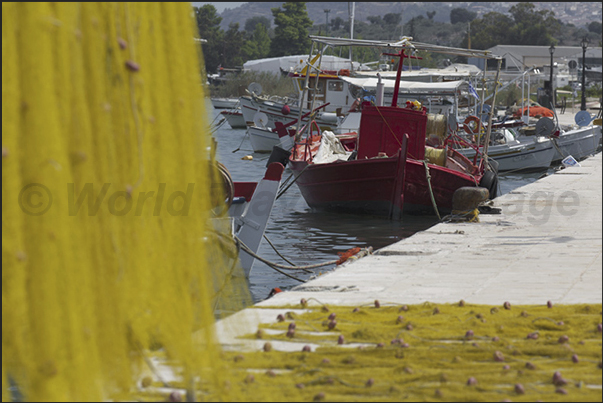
[{"x1": 216, "y1": 148, "x2": 601, "y2": 351}]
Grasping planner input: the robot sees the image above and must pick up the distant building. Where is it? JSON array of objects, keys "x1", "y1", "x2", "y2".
[
  {"x1": 468, "y1": 45, "x2": 602, "y2": 73},
  {"x1": 243, "y1": 55, "x2": 361, "y2": 76}
]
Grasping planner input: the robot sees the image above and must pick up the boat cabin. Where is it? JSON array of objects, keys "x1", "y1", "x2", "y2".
[
  {"x1": 289, "y1": 71, "x2": 359, "y2": 114},
  {"x1": 357, "y1": 104, "x2": 428, "y2": 161}
]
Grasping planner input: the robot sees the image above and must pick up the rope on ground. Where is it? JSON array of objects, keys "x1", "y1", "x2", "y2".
[
  {"x1": 440, "y1": 208, "x2": 480, "y2": 223},
  {"x1": 422, "y1": 160, "x2": 441, "y2": 220}
]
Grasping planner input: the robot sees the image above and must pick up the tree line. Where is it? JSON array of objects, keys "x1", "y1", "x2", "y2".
[{"x1": 195, "y1": 2, "x2": 602, "y2": 74}]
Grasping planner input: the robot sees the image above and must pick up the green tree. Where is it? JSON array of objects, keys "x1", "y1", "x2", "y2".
[
  {"x1": 194, "y1": 5, "x2": 224, "y2": 73},
  {"x1": 450, "y1": 8, "x2": 477, "y2": 24},
  {"x1": 426, "y1": 11, "x2": 436, "y2": 21},
  {"x1": 221, "y1": 23, "x2": 246, "y2": 68},
  {"x1": 242, "y1": 23, "x2": 271, "y2": 61},
  {"x1": 269, "y1": 2, "x2": 313, "y2": 57},
  {"x1": 331, "y1": 16, "x2": 344, "y2": 31},
  {"x1": 383, "y1": 13, "x2": 401, "y2": 26},
  {"x1": 507, "y1": 2, "x2": 561, "y2": 45},
  {"x1": 462, "y1": 11, "x2": 513, "y2": 49},
  {"x1": 367, "y1": 16, "x2": 382, "y2": 25},
  {"x1": 587, "y1": 21, "x2": 602, "y2": 34},
  {"x1": 244, "y1": 16, "x2": 271, "y2": 33}
]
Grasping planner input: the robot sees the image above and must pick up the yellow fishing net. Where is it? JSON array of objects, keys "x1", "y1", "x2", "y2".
[
  {"x1": 3, "y1": 3, "x2": 602, "y2": 403},
  {"x1": 2, "y1": 2, "x2": 250, "y2": 401},
  {"x1": 185, "y1": 302, "x2": 600, "y2": 402}
]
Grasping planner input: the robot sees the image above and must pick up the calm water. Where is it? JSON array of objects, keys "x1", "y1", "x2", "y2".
[{"x1": 206, "y1": 101, "x2": 555, "y2": 303}]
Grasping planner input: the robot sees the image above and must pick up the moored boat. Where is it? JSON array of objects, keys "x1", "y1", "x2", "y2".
[
  {"x1": 287, "y1": 36, "x2": 503, "y2": 219},
  {"x1": 450, "y1": 127, "x2": 556, "y2": 172},
  {"x1": 550, "y1": 123, "x2": 602, "y2": 163},
  {"x1": 211, "y1": 97, "x2": 240, "y2": 109},
  {"x1": 220, "y1": 109, "x2": 246, "y2": 129}
]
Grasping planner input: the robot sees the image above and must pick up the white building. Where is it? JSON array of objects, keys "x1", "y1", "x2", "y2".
[{"x1": 243, "y1": 55, "x2": 361, "y2": 76}]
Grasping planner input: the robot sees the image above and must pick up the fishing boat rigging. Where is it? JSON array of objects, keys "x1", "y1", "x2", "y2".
[{"x1": 284, "y1": 35, "x2": 504, "y2": 219}]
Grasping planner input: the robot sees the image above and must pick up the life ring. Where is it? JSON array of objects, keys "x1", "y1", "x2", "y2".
[{"x1": 463, "y1": 115, "x2": 482, "y2": 134}]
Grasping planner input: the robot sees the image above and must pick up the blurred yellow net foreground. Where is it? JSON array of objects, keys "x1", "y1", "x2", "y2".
[
  {"x1": 2, "y1": 2, "x2": 250, "y2": 401},
  {"x1": 2, "y1": 3, "x2": 602, "y2": 403}
]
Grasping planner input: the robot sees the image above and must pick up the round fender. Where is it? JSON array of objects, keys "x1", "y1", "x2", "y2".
[
  {"x1": 479, "y1": 170, "x2": 499, "y2": 199},
  {"x1": 486, "y1": 158, "x2": 499, "y2": 174},
  {"x1": 281, "y1": 104, "x2": 290, "y2": 115},
  {"x1": 463, "y1": 115, "x2": 482, "y2": 134}
]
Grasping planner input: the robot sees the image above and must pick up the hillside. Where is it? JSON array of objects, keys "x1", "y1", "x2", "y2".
[{"x1": 217, "y1": 2, "x2": 602, "y2": 31}]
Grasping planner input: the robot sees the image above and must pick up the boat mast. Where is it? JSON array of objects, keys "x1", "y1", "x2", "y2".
[
  {"x1": 348, "y1": 2, "x2": 355, "y2": 63},
  {"x1": 481, "y1": 58, "x2": 503, "y2": 170},
  {"x1": 295, "y1": 41, "x2": 315, "y2": 142},
  {"x1": 383, "y1": 47, "x2": 421, "y2": 107}
]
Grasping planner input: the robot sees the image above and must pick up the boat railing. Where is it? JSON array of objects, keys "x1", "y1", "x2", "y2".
[
  {"x1": 298, "y1": 122, "x2": 322, "y2": 163},
  {"x1": 444, "y1": 130, "x2": 484, "y2": 166}
]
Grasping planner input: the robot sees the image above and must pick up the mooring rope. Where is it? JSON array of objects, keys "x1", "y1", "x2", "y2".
[
  {"x1": 422, "y1": 160, "x2": 442, "y2": 220},
  {"x1": 234, "y1": 236, "x2": 373, "y2": 284},
  {"x1": 262, "y1": 234, "x2": 309, "y2": 270}
]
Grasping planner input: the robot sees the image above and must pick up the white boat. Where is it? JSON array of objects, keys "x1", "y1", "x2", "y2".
[
  {"x1": 247, "y1": 110, "x2": 361, "y2": 153},
  {"x1": 247, "y1": 124, "x2": 295, "y2": 153},
  {"x1": 211, "y1": 97, "x2": 240, "y2": 109},
  {"x1": 550, "y1": 124, "x2": 602, "y2": 163},
  {"x1": 239, "y1": 93, "x2": 344, "y2": 132},
  {"x1": 219, "y1": 109, "x2": 246, "y2": 129},
  {"x1": 454, "y1": 128, "x2": 556, "y2": 172}
]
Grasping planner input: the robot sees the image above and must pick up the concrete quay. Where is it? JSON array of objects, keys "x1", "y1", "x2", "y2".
[{"x1": 216, "y1": 151, "x2": 602, "y2": 351}]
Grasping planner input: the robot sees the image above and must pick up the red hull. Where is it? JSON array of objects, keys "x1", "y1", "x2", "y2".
[
  {"x1": 290, "y1": 156, "x2": 406, "y2": 217},
  {"x1": 288, "y1": 104, "x2": 487, "y2": 218},
  {"x1": 291, "y1": 158, "x2": 478, "y2": 216}
]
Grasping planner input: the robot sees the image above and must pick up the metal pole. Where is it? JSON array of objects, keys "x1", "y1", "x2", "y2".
[
  {"x1": 348, "y1": 2, "x2": 355, "y2": 61},
  {"x1": 581, "y1": 40, "x2": 587, "y2": 111},
  {"x1": 482, "y1": 58, "x2": 503, "y2": 170},
  {"x1": 527, "y1": 71, "x2": 531, "y2": 122},
  {"x1": 324, "y1": 9, "x2": 330, "y2": 36},
  {"x1": 549, "y1": 49, "x2": 554, "y2": 109},
  {"x1": 295, "y1": 41, "x2": 315, "y2": 142}
]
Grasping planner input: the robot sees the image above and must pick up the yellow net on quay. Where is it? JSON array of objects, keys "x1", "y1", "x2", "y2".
[
  {"x1": 189, "y1": 302, "x2": 600, "y2": 402},
  {"x1": 2, "y1": 2, "x2": 251, "y2": 401}
]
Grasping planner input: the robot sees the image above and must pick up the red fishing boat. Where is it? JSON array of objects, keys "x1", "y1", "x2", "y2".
[{"x1": 287, "y1": 36, "x2": 502, "y2": 219}]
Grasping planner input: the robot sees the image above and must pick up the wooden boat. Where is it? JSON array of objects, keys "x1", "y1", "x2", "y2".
[{"x1": 286, "y1": 36, "x2": 503, "y2": 219}]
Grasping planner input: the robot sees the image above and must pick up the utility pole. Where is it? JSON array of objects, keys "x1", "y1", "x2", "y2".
[
  {"x1": 549, "y1": 44, "x2": 555, "y2": 109},
  {"x1": 467, "y1": 22, "x2": 471, "y2": 50},
  {"x1": 580, "y1": 36, "x2": 588, "y2": 111},
  {"x1": 324, "y1": 9, "x2": 330, "y2": 36}
]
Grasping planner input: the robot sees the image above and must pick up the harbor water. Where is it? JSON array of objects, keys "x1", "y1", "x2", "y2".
[{"x1": 206, "y1": 101, "x2": 556, "y2": 303}]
